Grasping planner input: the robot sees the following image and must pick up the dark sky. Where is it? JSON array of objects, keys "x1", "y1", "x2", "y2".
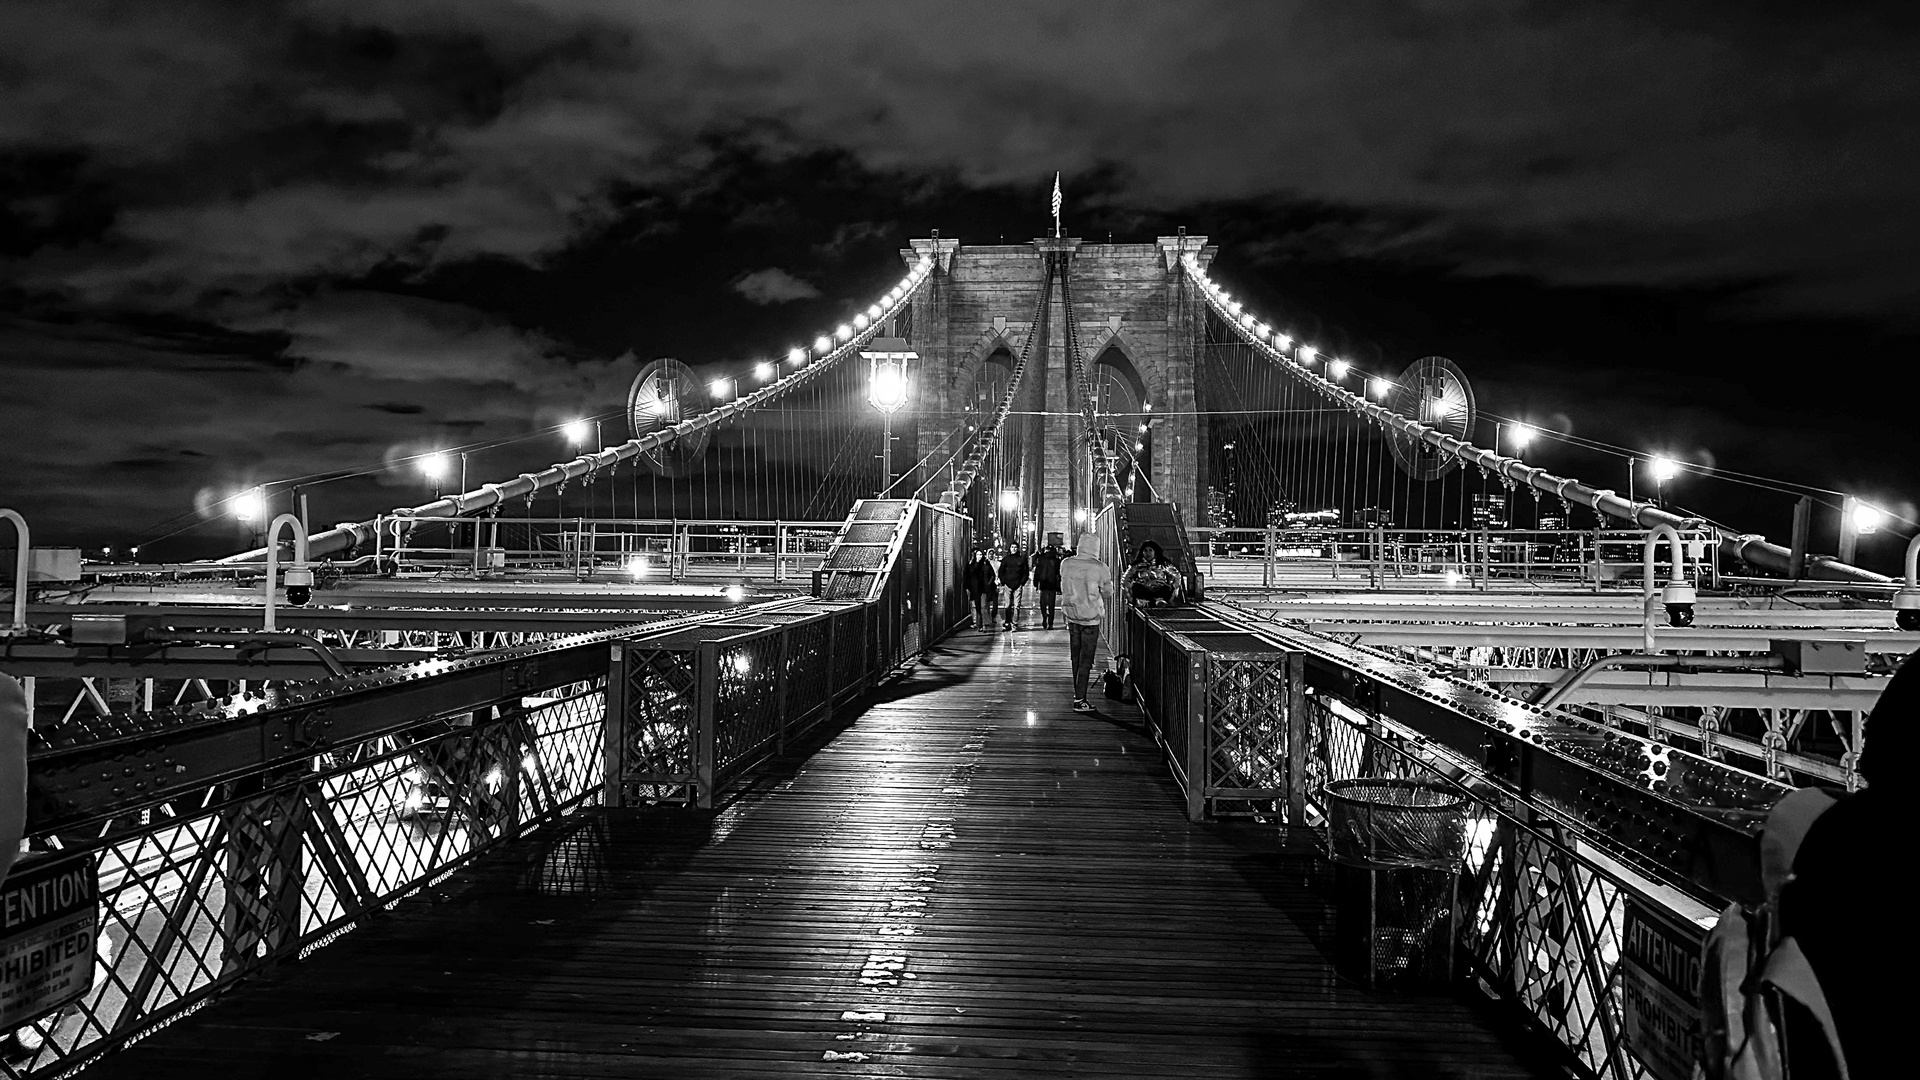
[{"x1": 2, "y1": 2, "x2": 1916, "y2": 565}]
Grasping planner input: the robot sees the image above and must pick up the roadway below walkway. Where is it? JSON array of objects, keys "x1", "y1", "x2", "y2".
[{"x1": 86, "y1": 626, "x2": 1556, "y2": 1078}]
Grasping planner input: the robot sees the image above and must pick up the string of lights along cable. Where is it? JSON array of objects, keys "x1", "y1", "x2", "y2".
[{"x1": 228, "y1": 257, "x2": 938, "y2": 562}]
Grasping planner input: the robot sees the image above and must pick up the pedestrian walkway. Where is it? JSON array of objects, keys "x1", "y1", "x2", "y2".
[{"x1": 86, "y1": 627, "x2": 1554, "y2": 1078}]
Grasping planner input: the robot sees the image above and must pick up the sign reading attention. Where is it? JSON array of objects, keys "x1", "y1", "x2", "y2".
[
  {"x1": 0, "y1": 857, "x2": 100, "y2": 1028},
  {"x1": 1620, "y1": 899, "x2": 1706, "y2": 1080}
]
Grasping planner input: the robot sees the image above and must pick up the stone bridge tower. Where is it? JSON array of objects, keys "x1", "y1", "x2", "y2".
[{"x1": 899, "y1": 234, "x2": 1216, "y2": 546}]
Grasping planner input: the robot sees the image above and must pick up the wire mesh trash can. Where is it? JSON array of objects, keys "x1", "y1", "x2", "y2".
[{"x1": 1324, "y1": 778, "x2": 1468, "y2": 990}]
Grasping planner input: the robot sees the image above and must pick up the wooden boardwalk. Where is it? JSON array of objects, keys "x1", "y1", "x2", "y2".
[{"x1": 90, "y1": 628, "x2": 1555, "y2": 1079}]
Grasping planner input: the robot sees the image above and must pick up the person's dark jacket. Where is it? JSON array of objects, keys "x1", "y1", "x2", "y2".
[
  {"x1": 964, "y1": 558, "x2": 994, "y2": 597},
  {"x1": 1033, "y1": 547, "x2": 1065, "y2": 592},
  {"x1": 1778, "y1": 647, "x2": 1917, "y2": 1078},
  {"x1": 997, "y1": 549, "x2": 1030, "y2": 590}
]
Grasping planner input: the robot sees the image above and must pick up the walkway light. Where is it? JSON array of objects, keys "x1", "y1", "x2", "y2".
[
  {"x1": 232, "y1": 488, "x2": 267, "y2": 522},
  {"x1": 788, "y1": 347, "x2": 806, "y2": 365},
  {"x1": 1367, "y1": 377, "x2": 1391, "y2": 400},
  {"x1": 835, "y1": 324, "x2": 853, "y2": 342},
  {"x1": 710, "y1": 378, "x2": 733, "y2": 401},
  {"x1": 754, "y1": 362, "x2": 775, "y2": 382},
  {"x1": 1649, "y1": 456, "x2": 1679, "y2": 482},
  {"x1": 562, "y1": 419, "x2": 592, "y2": 446},
  {"x1": 1300, "y1": 345, "x2": 1316, "y2": 364},
  {"x1": 853, "y1": 313, "x2": 870, "y2": 330},
  {"x1": 1073, "y1": 508, "x2": 1088, "y2": 524},
  {"x1": 1328, "y1": 358, "x2": 1350, "y2": 381},
  {"x1": 1849, "y1": 502, "x2": 1886, "y2": 536},
  {"x1": 1510, "y1": 423, "x2": 1537, "y2": 451},
  {"x1": 418, "y1": 454, "x2": 450, "y2": 482},
  {"x1": 725, "y1": 584, "x2": 745, "y2": 603},
  {"x1": 1000, "y1": 489, "x2": 1021, "y2": 512},
  {"x1": 814, "y1": 335, "x2": 832, "y2": 353}
]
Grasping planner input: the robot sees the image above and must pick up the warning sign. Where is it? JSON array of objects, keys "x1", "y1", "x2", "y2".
[
  {"x1": 0, "y1": 856, "x2": 99, "y2": 1028},
  {"x1": 1620, "y1": 898, "x2": 1706, "y2": 1080}
]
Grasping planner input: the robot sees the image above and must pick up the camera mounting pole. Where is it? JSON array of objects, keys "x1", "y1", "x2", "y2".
[
  {"x1": 1642, "y1": 523, "x2": 1696, "y2": 651},
  {"x1": 264, "y1": 513, "x2": 312, "y2": 631}
]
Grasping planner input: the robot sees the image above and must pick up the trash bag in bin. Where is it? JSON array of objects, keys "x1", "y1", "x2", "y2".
[
  {"x1": 1322, "y1": 778, "x2": 1468, "y2": 990},
  {"x1": 1325, "y1": 778, "x2": 1468, "y2": 869}
]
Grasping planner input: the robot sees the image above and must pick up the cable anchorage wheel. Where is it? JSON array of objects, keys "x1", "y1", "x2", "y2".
[
  {"x1": 1385, "y1": 355, "x2": 1476, "y2": 481},
  {"x1": 627, "y1": 358, "x2": 709, "y2": 476}
]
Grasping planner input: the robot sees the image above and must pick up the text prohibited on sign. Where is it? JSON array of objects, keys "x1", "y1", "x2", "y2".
[
  {"x1": 0, "y1": 857, "x2": 100, "y2": 1029},
  {"x1": 1620, "y1": 899, "x2": 1706, "y2": 1080}
]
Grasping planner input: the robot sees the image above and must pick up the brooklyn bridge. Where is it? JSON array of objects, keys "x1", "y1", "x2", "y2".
[{"x1": 1, "y1": 233, "x2": 1911, "y2": 1079}]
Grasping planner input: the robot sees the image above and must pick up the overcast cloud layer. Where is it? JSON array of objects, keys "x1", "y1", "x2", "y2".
[{"x1": 3, "y1": 1, "x2": 1917, "y2": 551}]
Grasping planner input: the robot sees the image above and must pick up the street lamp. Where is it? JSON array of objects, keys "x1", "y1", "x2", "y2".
[
  {"x1": 1647, "y1": 455, "x2": 1679, "y2": 507},
  {"x1": 1839, "y1": 496, "x2": 1886, "y2": 564},
  {"x1": 562, "y1": 418, "x2": 593, "y2": 447},
  {"x1": 1508, "y1": 423, "x2": 1537, "y2": 453},
  {"x1": 231, "y1": 488, "x2": 266, "y2": 524},
  {"x1": 861, "y1": 336, "x2": 916, "y2": 497}
]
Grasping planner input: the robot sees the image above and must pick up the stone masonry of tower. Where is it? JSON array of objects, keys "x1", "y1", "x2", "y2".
[{"x1": 900, "y1": 235, "x2": 1217, "y2": 546}]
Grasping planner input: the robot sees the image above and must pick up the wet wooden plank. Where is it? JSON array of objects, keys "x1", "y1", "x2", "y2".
[{"x1": 85, "y1": 630, "x2": 1558, "y2": 1078}]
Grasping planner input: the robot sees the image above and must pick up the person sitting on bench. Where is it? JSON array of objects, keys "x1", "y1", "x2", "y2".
[{"x1": 1124, "y1": 541, "x2": 1181, "y2": 607}]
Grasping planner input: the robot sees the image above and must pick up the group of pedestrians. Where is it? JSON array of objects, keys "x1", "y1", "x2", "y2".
[
  {"x1": 965, "y1": 535, "x2": 1073, "y2": 632},
  {"x1": 967, "y1": 531, "x2": 1174, "y2": 713}
]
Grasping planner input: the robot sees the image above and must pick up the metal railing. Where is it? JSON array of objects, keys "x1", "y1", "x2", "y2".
[
  {"x1": 367, "y1": 515, "x2": 842, "y2": 583},
  {"x1": 1184, "y1": 526, "x2": 1720, "y2": 592},
  {"x1": 7, "y1": 669, "x2": 608, "y2": 1078},
  {"x1": 1121, "y1": 601, "x2": 1774, "y2": 1080},
  {"x1": 607, "y1": 499, "x2": 971, "y2": 809},
  {"x1": 6, "y1": 501, "x2": 967, "y2": 1077}
]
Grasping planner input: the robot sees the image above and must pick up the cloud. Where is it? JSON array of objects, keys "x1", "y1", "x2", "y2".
[
  {"x1": 8, "y1": 2, "x2": 1919, "y2": 319},
  {"x1": 731, "y1": 267, "x2": 820, "y2": 304}
]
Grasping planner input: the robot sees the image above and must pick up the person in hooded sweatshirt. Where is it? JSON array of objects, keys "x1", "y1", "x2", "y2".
[{"x1": 1057, "y1": 531, "x2": 1113, "y2": 712}]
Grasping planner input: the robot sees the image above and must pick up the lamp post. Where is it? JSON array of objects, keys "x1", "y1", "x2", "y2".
[
  {"x1": 999, "y1": 488, "x2": 1020, "y2": 547},
  {"x1": 1647, "y1": 455, "x2": 1679, "y2": 510},
  {"x1": 1839, "y1": 495, "x2": 1883, "y2": 566},
  {"x1": 861, "y1": 336, "x2": 917, "y2": 497}
]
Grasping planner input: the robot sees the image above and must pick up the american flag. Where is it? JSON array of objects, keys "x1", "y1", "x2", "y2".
[{"x1": 1050, "y1": 172, "x2": 1062, "y2": 230}]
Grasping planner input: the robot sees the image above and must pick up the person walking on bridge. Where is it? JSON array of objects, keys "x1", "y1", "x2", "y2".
[
  {"x1": 1033, "y1": 533, "x2": 1068, "y2": 630},
  {"x1": 1058, "y1": 531, "x2": 1112, "y2": 712},
  {"x1": 964, "y1": 550, "x2": 995, "y2": 630},
  {"x1": 998, "y1": 540, "x2": 1031, "y2": 631}
]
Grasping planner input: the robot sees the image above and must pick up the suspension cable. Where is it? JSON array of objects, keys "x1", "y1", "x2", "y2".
[{"x1": 1177, "y1": 257, "x2": 1891, "y2": 584}]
